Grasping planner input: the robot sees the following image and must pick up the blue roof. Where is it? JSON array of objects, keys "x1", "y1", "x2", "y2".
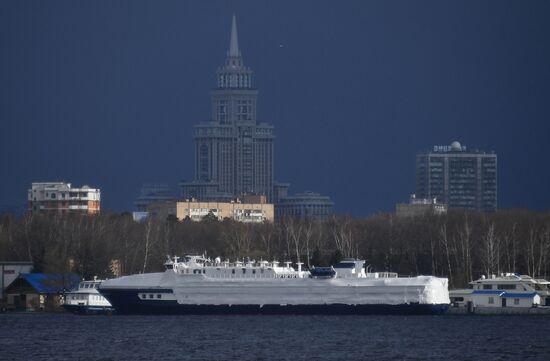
[
  {"x1": 20, "y1": 273, "x2": 80, "y2": 294},
  {"x1": 502, "y1": 292, "x2": 538, "y2": 299},
  {"x1": 472, "y1": 290, "x2": 538, "y2": 299}
]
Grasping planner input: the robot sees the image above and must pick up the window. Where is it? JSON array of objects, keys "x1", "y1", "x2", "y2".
[
  {"x1": 488, "y1": 297, "x2": 494, "y2": 304},
  {"x1": 202, "y1": 269, "x2": 206, "y2": 274},
  {"x1": 157, "y1": 294, "x2": 161, "y2": 299},
  {"x1": 497, "y1": 284, "x2": 516, "y2": 290},
  {"x1": 149, "y1": 294, "x2": 154, "y2": 299},
  {"x1": 242, "y1": 268, "x2": 246, "y2": 274},
  {"x1": 514, "y1": 299, "x2": 519, "y2": 305},
  {"x1": 199, "y1": 144, "x2": 209, "y2": 179},
  {"x1": 232, "y1": 269, "x2": 235, "y2": 274},
  {"x1": 252, "y1": 269, "x2": 256, "y2": 274},
  {"x1": 142, "y1": 294, "x2": 146, "y2": 298},
  {"x1": 483, "y1": 285, "x2": 492, "y2": 290}
]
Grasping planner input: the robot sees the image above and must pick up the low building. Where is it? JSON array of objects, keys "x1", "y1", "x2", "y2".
[
  {"x1": 276, "y1": 192, "x2": 334, "y2": 221},
  {"x1": 28, "y1": 182, "x2": 100, "y2": 215},
  {"x1": 149, "y1": 198, "x2": 274, "y2": 223},
  {"x1": 178, "y1": 198, "x2": 274, "y2": 223},
  {"x1": 4, "y1": 273, "x2": 80, "y2": 311},
  {"x1": 395, "y1": 194, "x2": 447, "y2": 217},
  {"x1": 0, "y1": 261, "x2": 33, "y2": 299}
]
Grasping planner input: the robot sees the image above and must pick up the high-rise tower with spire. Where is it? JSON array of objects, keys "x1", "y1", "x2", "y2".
[{"x1": 180, "y1": 15, "x2": 275, "y2": 201}]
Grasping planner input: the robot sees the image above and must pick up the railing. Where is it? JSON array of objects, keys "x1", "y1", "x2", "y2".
[{"x1": 366, "y1": 272, "x2": 398, "y2": 279}]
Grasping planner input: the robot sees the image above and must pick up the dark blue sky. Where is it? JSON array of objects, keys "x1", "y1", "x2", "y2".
[{"x1": 1, "y1": 1, "x2": 549, "y2": 215}]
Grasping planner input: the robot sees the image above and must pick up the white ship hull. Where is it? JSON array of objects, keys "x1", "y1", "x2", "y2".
[{"x1": 99, "y1": 259, "x2": 450, "y2": 315}]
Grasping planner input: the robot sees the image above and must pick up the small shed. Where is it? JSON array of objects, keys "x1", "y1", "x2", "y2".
[{"x1": 4, "y1": 273, "x2": 80, "y2": 311}]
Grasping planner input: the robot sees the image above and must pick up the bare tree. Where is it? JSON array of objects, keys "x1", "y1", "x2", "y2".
[
  {"x1": 258, "y1": 221, "x2": 274, "y2": 259},
  {"x1": 142, "y1": 217, "x2": 157, "y2": 273},
  {"x1": 439, "y1": 223, "x2": 453, "y2": 286},
  {"x1": 303, "y1": 220, "x2": 314, "y2": 268},
  {"x1": 284, "y1": 217, "x2": 303, "y2": 263},
  {"x1": 224, "y1": 222, "x2": 252, "y2": 259},
  {"x1": 457, "y1": 215, "x2": 473, "y2": 282},
  {"x1": 501, "y1": 222, "x2": 518, "y2": 272},
  {"x1": 331, "y1": 216, "x2": 356, "y2": 258},
  {"x1": 481, "y1": 222, "x2": 499, "y2": 277}
]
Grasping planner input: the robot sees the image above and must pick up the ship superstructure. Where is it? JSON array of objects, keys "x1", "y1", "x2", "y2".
[
  {"x1": 63, "y1": 279, "x2": 114, "y2": 314},
  {"x1": 98, "y1": 255, "x2": 449, "y2": 315}
]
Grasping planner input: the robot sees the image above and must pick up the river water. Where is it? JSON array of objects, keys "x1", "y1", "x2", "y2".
[{"x1": 0, "y1": 313, "x2": 549, "y2": 360}]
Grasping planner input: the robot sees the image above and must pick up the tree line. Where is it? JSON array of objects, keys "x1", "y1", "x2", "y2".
[{"x1": 0, "y1": 209, "x2": 549, "y2": 288}]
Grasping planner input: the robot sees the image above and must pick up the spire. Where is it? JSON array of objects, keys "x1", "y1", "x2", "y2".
[{"x1": 229, "y1": 14, "x2": 240, "y2": 57}]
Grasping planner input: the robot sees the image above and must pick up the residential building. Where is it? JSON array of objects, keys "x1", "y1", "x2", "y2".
[
  {"x1": 276, "y1": 192, "x2": 334, "y2": 221},
  {"x1": 180, "y1": 15, "x2": 275, "y2": 202},
  {"x1": 416, "y1": 141, "x2": 497, "y2": 211},
  {"x1": 28, "y1": 182, "x2": 101, "y2": 215},
  {"x1": 148, "y1": 197, "x2": 274, "y2": 223},
  {"x1": 395, "y1": 194, "x2": 447, "y2": 217}
]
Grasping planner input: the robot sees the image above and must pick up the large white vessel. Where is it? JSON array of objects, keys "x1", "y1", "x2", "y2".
[
  {"x1": 98, "y1": 255, "x2": 450, "y2": 315},
  {"x1": 63, "y1": 278, "x2": 114, "y2": 314}
]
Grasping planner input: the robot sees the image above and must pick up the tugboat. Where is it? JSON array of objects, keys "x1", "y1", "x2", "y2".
[
  {"x1": 98, "y1": 255, "x2": 450, "y2": 315},
  {"x1": 63, "y1": 278, "x2": 114, "y2": 314}
]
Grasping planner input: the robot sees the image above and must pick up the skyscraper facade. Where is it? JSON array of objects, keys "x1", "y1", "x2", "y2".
[
  {"x1": 181, "y1": 16, "x2": 274, "y2": 201},
  {"x1": 415, "y1": 141, "x2": 497, "y2": 211}
]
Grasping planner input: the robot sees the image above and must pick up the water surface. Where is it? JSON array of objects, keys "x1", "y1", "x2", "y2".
[{"x1": 1, "y1": 313, "x2": 548, "y2": 360}]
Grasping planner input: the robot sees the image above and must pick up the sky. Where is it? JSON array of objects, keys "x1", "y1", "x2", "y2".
[{"x1": 1, "y1": 0, "x2": 549, "y2": 215}]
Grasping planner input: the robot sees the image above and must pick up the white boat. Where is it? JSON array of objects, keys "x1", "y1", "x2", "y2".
[
  {"x1": 449, "y1": 273, "x2": 550, "y2": 314},
  {"x1": 63, "y1": 278, "x2": 114, "y2": 314},
  {"x1": 98, "y1": 255, "x2": 449, "y2": 315}
]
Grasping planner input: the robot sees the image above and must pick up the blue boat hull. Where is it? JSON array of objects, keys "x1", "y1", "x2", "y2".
[{"x1": 99, "y1": 289, "x2": 449, "y2": 315}]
